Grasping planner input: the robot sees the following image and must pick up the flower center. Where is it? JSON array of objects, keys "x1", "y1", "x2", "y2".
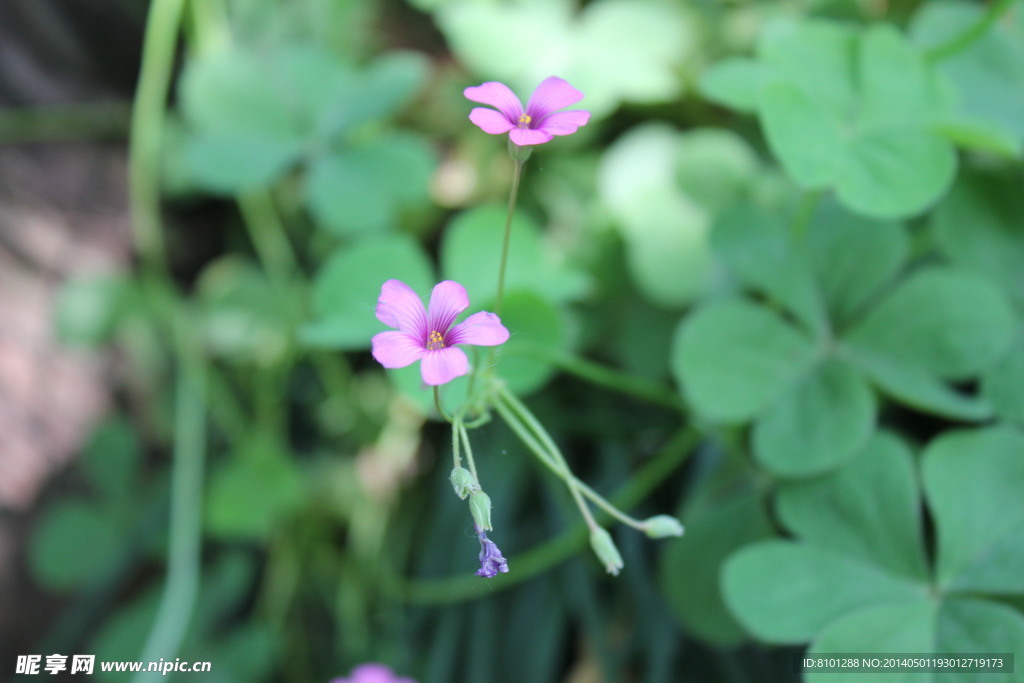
[
  {"x1": 517, "y1": 113, "x2": 532, "y2": 128},
  {"x1": 427, "y1": 330, "x2": 446, "y2": 350}
]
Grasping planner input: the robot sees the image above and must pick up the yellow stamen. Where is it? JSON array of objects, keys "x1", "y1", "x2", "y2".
[
  {"x1": 427, "y1": 330, "x2": 445, "y2": 350},
  {"x1": 518, "y1": 113, "x2": 532, "y2": 128}
]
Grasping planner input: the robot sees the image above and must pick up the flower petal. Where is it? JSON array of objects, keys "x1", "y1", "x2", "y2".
[
  {"x1": 421, "y1": 347, "x2": 469, "y2": 386},
  {"x1": 464, "y1": 81, "x2": 523, "y2": 122},
  {"x1": 449, "y1": 311, "x2": 510, "y2": 347},
  {"x1": 509, "y1": 127, "x2": 553, "y2": 146},
  {"x1": 347, "y1": 664, "x2": 400, "y2": 683},
  {"x1": 525, "y1": 76, "x2": 584, "y2": 120},
  {"x1": 468, "y1": 107, "x2": 516, "y2": 134},
  {"x1": 426, "y1": 280, "x2": 469, "y2": 334},
  {"x1": 375, "y1": 279, "x2": 426, "y2": 335},
  {"x1": 371, "y1": 331, "x2": 424, "y2": 368},
  {"x1": 537, "y1": 109, "x2": 590, "y2": 136}
]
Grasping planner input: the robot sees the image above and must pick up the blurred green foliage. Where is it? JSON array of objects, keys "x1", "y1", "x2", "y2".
[{"x1": 29, "y1": 0, "x2": 1024, "y2": 681}]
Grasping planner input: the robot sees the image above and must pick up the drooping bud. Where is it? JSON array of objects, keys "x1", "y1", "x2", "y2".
[
  {"x1": 469, "y1": 490, "x2": 492, "y2": 531},
  {"x1": 642, "y1": 515, "x2": 685, "y2": 539},
  {"x1": 589, "y1": 527, "x2": 624, "y2": 576},
  {"x1": 449, "y1": 466, "x2": 479, "y2": 500}
]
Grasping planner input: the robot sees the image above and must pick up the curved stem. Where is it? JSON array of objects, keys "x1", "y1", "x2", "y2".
[
  {"x1": 128, "y1": 0, "x2": 184, "y2": 274},
  {"x1": 134, "y1": 314, "x2": 207, "y2": 679},
  {"x1": 925, "y1": 0, "x2": 1015, "y2": 62},
  {"x1": 457, "y1": 421, "x2": 480, "y2": 483},
  {"x1": 494, "y1": 159, "x2": 524, "y2": 316},
  {"x1": 433, "y1": 386, "x2": 453, "y2": 423}
]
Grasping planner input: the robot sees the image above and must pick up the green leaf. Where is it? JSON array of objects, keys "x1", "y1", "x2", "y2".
[
  {"x1": 30, "y1": 501, "x2": 122, "y2": 590},
  {"x1": 440, "y1": 205, "x2": 587, "y2": 307},
  {"x1": 206, "y1": 445, "x2": 305, "y2": 541},
  {"x1": 661, "y1": 490, "x2": 774, "y2": 646},
  {"x1": 305, "y1": 134, "x2": 436, "y2": 235},
  {"x1": 597, "y1": 125, "x2": 714, "y2": 307},
  {"x1": 197, "y1": 257, "x2": 294, "y2": 364},
  {"x1": 712, "y1": 205, "x2": 826, "y2": 334},
  {"x1": 858, "y1": 24, "x2": 948, "y2": 128},
  {"x1": 752, "y1": 359, "x2": 875, "y2": 477},
  {"x1": 805, "y1": 201, "x2": 908, "y2": 329},
  {"x1": 672, "y1": 299, "x2": 818, "y2": 423},
  {"x1": 911, "y1": 1, "x2": 1024, "y2": 141},
  {"x1": 723, "y1": 540, "x2": 925, "y2": 644},
  {"x1": 843, "y1": 267, "x2": 1016, "y2": 380},
  {"x1": 758, "y1": 82, "x2": 846, "y2": 189},
  {"x1": 846, "y1": 351, "x2": 993, "y2": 421},
  {"x1": 777, "y1": 432, "x2": 927, "y2": 580},
  {"x1": 932, "y1": 167, "x2": 1024, "y2": 307},
  {"x1": 807, "y1": 598, "x2": 1024, "y2": 683},
  {"x1": 492, "y1": 291, "x2": 570, "y2": 396},
  {"x1": 303, "y1": 235, "x2": 434, "y2": 350},
  {"x1": 836, "y1": 128, "x2": 957, "y2": 220},
  {"x1": 981, "y1": 336, "x2": 1024, "y2": 425},
  {"x1": 807, "y1": 600, "x2": 937, "y2": 682},
  {"x1": 82, "y1": 417, "x2": 139, "y2": 506},
  {"x1": 923, "y1": 426, "x2": 1024, "y2": 593},
  {"x1": 183, "y1": 132, "x2": 301, "y2": 193},
  {"x1": 699, "y1": 58, "x2": 762, "y2": 113},
  {"x1": 54, "y1": 272, "x2": 130, "y2": 347}
]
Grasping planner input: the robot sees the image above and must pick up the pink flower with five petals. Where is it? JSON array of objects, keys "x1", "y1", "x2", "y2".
[
  {"x1": 371, "y1": 280, "x2": 510, "y2": 386},
  {"x1": 465, "y1": 76, "x2": 590, "y2": 146}
]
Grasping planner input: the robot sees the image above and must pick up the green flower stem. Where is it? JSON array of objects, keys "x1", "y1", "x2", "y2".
[
  {"x1": 495, "y1": 159, "x2": 525, "y2": 316},
  {"x1": 457, "y1": 421, "x2": 480, "y2": 483},
  {"x1": 128, "y1": 0, "x2": 184, "y2": 274},
  {"x1": 493, "y1": 386, "x2": 600, "y2": 530},
  {"x1": 926, "y1": 0, "x2": 1015, "y2": 62},
  {"x1": 134, "y1": 314, "x2": 207, "y2": 681},
  {"x1": 433, "y1": 386, "x2": 453, "y2": 423},
  {"x1": 451, "y1": 420, "x2": 462, "y2": 469},
  {"x1": 521, "y1": 346, "x2": 686, "y2": 413},
  {"x1": 391, "y1": 425, "x2": 699, "y2": 604},
  {"x1": 493, "y1": 390, "x2": 647, "y2": 531}
]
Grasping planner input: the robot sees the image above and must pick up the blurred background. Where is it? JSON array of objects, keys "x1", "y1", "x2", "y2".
[{"x1": 2, "y1": 0, "x2": 1023, "y2": 681}]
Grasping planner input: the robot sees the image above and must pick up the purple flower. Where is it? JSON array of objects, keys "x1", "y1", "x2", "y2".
[
  {"x1": 371, "y1": 280, "x2": 510, "y2": 386},
  {"x1": 328, "y1": 663, "x2": 416, "y2": 683},
  {"x1": 474, "y1": 524, "x2": 509, "y2": 578},
  {"x1": 465, "y1": 76, "x2": 590, "y2": 146}
]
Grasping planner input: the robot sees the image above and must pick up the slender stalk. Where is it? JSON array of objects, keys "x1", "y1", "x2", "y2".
[
  {"x1": 457, "y1": 422, "x2": 479, "y2": 483},
  {"x1": 128, "y1": 0, "x2": 184, "y2": 274},
  {"x1": 925, "y1": 0, "x2": 1015, "y2": 62},
  {"x1": 494, "y1": 159, "x2": 525, "y2": 316},
  {"x1": 134, "y1": 316, "x2": 206, "y2": 680},
  {"x1": 790, "y1": 189, "x2": 822, "y2": 242},
  {"x1": 451, "y1": 420, "x2": 462, "y2": 469},
  {"x1": 434, "y1": 386, "x2": 453, "y2": 423},
  {"x1": 493, "y1": 387, "x2": 601, "y2": 530}
]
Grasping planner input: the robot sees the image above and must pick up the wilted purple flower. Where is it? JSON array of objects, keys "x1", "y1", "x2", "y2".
[
  {"x1": 328, "y1": 663, "x2": 416, "y2": 683},
  {"x1": 372, "y1": 280, "x2": 510, "y2": 386},
  {"x1": 475, "y1": 524, "x2": 509, "y2": 578},
  {"x1": 465, "y1": 76, "x2": 590, "y2": 146}
]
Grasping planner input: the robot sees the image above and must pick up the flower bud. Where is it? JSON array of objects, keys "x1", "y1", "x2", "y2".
[
  {"x1": 642, "y1": 515, "x2": 685, "y2": 539},
  {"x1": 469, "y1": 490, "x2": 492, "y2": 531},
  {"x1": 449, "y1": 466, "x2": 479, "y2": 500},
  {"x1": 589, "y1": 527, "x2": 624, "y2": 576}
]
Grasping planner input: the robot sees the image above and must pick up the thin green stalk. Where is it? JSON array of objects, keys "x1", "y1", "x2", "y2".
[
  {"x1": 925, "y1": 0, "x2": 1015, "y2": 62},
  {"x1": 457, "y1": 422, "x2": 480, "y2": 483},
  {"x1": 525, "y1": 348, "x2": 686, "y2": 413},
  {"x1": 791, "y1": 189, "x2": 822, "y2": 242},
  {"x1": 493, "y1": 394, "x2": 646, "y2": 531},
  {"x1": 494, "y1": 387, "x2": 599, "y2": 529},
  {"x1": 134, "y1": 317, "x2": 206, "y2": 680},
  {"x1": 451, "y1": 420, "x2": 462, "y2": 469},
  {"x1": 494, "y1": 159, "x2": 524, "y2": 316},
  {"x1": 128, "y1": 0, "x2": 185, "y2": 273},
  {"x1": 238, "y1": 191, "x2": 302, "y2": 291},
  {"x1": 434, "y1": 386, "x2": 453, "y2": 423}
]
